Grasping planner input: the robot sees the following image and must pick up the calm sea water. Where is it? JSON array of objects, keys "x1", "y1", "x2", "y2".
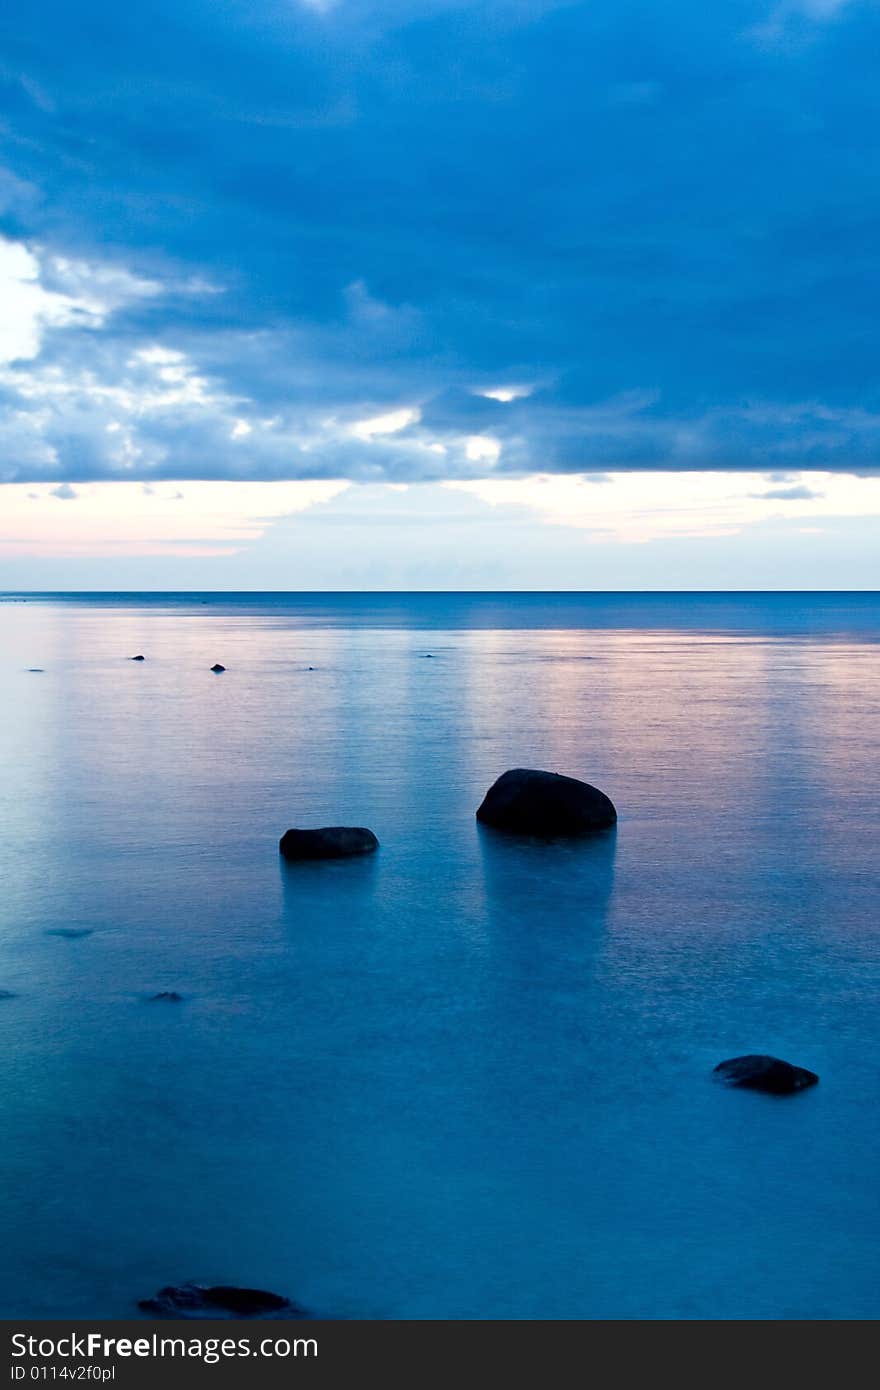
[{"x1": 0, "y1": 592, "x2": 878, "y2": 1320}]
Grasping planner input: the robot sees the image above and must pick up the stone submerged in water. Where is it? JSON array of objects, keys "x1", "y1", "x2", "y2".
[
  {"x1": 714, "y1": 1054, "x2": 818, "y2": 1095},
  {"x1": 150, "y1": 991, "x2": 183, "y2": 1003},
  {"x1": 138, "y1": 1284, "x2": 304, "y2": 1319},
  {"x1": 476, "y1": 768, "x2": 617, "y2": 837},
  {"x1": 279, "y1": 826, "x2": 379, "y2": 861}
]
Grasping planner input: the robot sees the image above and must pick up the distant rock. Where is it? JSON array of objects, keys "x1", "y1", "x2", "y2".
[
  {"x1": 713, "y1": 1055, "x2": 818, "y2": 1095},
  {"x1": 130, "y1": 655, "x2": 145, "y2": 661},
  {"x1": 27, "y1": 668, "x2": 44, "y2": 673},
  {"x1": 0, "y1": 990, "x2": 17, "y2": 1000},
  {"x1": 46, "y1": 928, "x2": 93, "y2": 939},
  {"x1": 476, "y1": 768, "x2": 617, "y2": 836},
  {"x1": 150, "y1": 991, "x2": 184, "y2": 1003},
  {"x1": 280, "y1": 826, "x2": 379, "y2": 861},
  {"x1": 138, "y1": 1284, "x2": 305, "y2": 1320},
  {"x1": 210, "y1": 663, "x2": 226, "y2": 673}
]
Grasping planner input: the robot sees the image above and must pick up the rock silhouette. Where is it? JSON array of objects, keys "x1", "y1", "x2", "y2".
[
  {"x1": 150, "y1": 991, "x2": 184, "y2": 1003},
  {"x1": 138, "y1": 1284, "x2": 304, "y2": 1319},
  {"x1": 130, "y1": 655, "x2": 145, "y2": 661},
  {"x1": 476, "y1": 768, "x2": 617, "y2": 836},
  {"x1": 280, "y1": 826, "x2": 379, "y2": 860},
  {"x1": 210, "y1": 663, "x2": 226, "y2": 673},
  {"x1": 714, "y1": 1055, "x2": 818, "y2": 1095}
]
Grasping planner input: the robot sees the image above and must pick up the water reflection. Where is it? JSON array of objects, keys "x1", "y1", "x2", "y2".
[{"x1": 478, "y1": 823, "x2": 617, "y2": 937}]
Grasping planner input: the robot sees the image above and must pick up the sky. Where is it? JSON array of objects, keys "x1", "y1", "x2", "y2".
[{"x1": 1, "y1": 0, "x2": 879, "y2": 588}]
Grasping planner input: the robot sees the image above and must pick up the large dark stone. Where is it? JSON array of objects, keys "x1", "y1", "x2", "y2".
[
  {"x1": 476, "y1": 768, "x2": 617, "y2": 837},
  {"x1": 280, "y1": 826, "x2": 379, "y2": 861},
  {"x1": 138, "y1": 1284, "x2": 304, "y2": 1319},
  {"x1": 714, "y1": 1055, "x2": 818, "y2": 1095}
]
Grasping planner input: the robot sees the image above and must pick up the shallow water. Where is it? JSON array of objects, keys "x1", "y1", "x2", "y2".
[{"x1": 0, "y1": 593, "x2": 878, "y2": 1319}]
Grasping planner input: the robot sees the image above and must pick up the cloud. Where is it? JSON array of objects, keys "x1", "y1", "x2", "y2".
[
  {"x1": 477, "y1": 385, "x2": 534, "y2": 402},
  {"x1": 2, "y1": 480, "x2": 348, "y2": 556},
  {"x1": 449, "y1": 468, "x2": 880, "y2": 542},
  {"x1": 0, "y1": 237, "x2": 161, "y2": 368},
  {"x1": 749, "y1": 483, "x2": 824, "y2": 499},
  {"x1": 1, "y1": 3, "x2": 880, "y2": 485},
  {"x1": 751, "y1": 0, "x2": 854, "y2": 47},
  {"x1": 348, "y1": 407, "x2": 421, "y2": 440}
]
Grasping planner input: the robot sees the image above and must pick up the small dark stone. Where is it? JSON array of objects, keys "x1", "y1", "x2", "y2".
[
  {"x1": 713, "y1": 1054, "x2": 818, "y2": 1095},
  {"x1": 476, "y1": 768, "x2": 617, "y2": 837},
  {"x1": 46, "y1": 928, "x2": 93, "y2": 939},
  {"x1": 210, "y1": 663, "x2": 226, "y2": 673},
  {"x1": 150, "y1": 991, "x2": 184, "y2": 1003},
  {"x1": 138, "y1": 1283, "x2": 304, "y2": 1320},
  {"x1": 130, "y1": 655, "x2": 146, "y2": 661},
  {"x1": 280, "y1": 826, "x2": 379, "y2": 861},
  {"x1": 27, "y1": 668, "x2": 44, "y2": 673},
  {"x1": 0, "y1": 990, "x2": 17, "y2": 1000}
]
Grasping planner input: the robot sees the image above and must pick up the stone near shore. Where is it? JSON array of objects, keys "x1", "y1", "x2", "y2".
[
  {"x1": 138, "y1": 1284, "x2": 305, "y2": 1319},
  {"x1": 279, "y1": 826, "x2": 379, "y2": 861},
  {"x1": 714, "y1": 1054, "x2": 818, "y2": 1095},
  {"x1": 476, "y1": 768, "x2": 617, "y2": 837}
]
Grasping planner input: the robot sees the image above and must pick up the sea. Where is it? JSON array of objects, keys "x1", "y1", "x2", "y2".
[{"x1": 0, "y1": 591, "x2": 877, "y2": 1320}]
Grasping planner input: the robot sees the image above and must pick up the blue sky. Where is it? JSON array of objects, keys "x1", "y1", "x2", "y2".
[{"x1": 1, "y1": 0, "x2": 879, "y2": 586}]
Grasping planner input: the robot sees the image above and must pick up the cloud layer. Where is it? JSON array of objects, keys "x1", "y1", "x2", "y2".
[{"x1": 3, "y1": 1, "x2": 880, "y2": 483}]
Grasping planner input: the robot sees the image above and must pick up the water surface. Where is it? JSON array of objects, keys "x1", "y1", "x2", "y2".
[{"x1": 0, "y1": 593, "x2": 877, "y2": 1319}]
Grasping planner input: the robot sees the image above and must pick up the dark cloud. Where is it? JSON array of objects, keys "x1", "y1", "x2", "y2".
[{"x1": 2, "y1": 1, "x2": 879, "y2": 481}]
